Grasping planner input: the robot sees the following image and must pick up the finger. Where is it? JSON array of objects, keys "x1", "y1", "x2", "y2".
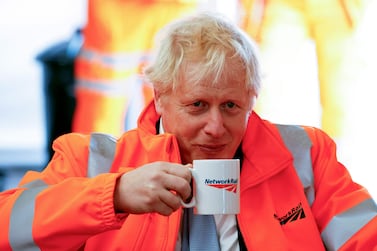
[
  {"x1": 144, "y1": 190, "x2": 181, "y2": 216},
  {"x1": 162, "y1": 172, "x2": 192, "y2": 202},
  {"x1": 158, "y1": 190, "x2": 183, "y2": 214},
  {"x1": 153, "y1": 201, "x2": 176, "y2": 216},
  {"x1": 165, "y1": 163, "x2": 192, "y2": 182}
]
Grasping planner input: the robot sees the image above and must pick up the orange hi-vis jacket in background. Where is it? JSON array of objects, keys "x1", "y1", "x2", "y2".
[
  {"x1": 73, "y1": 0, "x2": 198, "y2": 135},
  {"x1": 239, "y1": 0, "x2": 369, "y2": 139},
  {"x1": 1, "y1": 101, "x2": 376, "y2": 250}
]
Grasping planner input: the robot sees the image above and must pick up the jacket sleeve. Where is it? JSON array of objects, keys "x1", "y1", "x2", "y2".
[
  {"x1": 0, "y1": 133, "x2": 127, "y2": 251},
  {"x1": 306, "y1": 127, "x2": 377, "y2": 250}
]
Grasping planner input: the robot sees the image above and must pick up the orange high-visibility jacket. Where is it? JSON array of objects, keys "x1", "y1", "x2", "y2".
[
  {"x1": 73, "y1": 0, "x2": 198, "y2": 135},
  {"x1": 1, "y1": 101, "x2": 376, "y2": 250}
]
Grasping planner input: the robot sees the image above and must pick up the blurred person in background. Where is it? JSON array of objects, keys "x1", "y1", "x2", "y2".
[
  {"x1": 72, "y1": 0, "x2": 199, "y2": 136},
  {"x1": 0, "y1": 11, "x2": 376, "y2": 250},
  {"x1": 239, "y1": 0, "x2": 369, "y2": 143}
]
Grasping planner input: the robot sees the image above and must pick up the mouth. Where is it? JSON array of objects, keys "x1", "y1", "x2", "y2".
[{"x1": 197, "y1": 144, "x2": 226, "y2": 153}]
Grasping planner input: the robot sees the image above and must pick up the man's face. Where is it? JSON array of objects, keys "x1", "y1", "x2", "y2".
[{"x1": 155, "y1": 77, "x2": 254, "y2": 164}]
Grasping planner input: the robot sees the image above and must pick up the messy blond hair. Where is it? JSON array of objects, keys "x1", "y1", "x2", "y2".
[{"x1": 144, "y1": 11, "x2": 261, "y2": 97}]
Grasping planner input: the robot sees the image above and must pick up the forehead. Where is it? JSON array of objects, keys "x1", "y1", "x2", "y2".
[
  {"x1": 183, "y1": 78, "x2": 246, "y2": 93},
  {"x1": 180, "y1": 60, "x2": 247, "y2": 90},
  {"x1": 174, "y1": 78, "x2": 251, "y2": 105}
]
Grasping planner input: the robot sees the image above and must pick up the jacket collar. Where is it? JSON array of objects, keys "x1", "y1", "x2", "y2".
[{"x1": 240, "y1": 112, "x2": 293, "y2": 189}]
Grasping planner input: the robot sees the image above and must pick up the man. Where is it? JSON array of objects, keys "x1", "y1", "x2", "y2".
[{"x1": 1, "y1": 12, "x2": 376, "y2": 250}]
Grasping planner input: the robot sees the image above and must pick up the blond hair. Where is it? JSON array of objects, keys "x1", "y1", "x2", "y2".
[{"x1": 144, "y1": 11, "x2": 261, "y2": 97}]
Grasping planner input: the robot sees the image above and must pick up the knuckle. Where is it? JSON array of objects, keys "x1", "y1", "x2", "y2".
[{"x1": 184, "y1": 168, "x2": 192, "y2": 181}]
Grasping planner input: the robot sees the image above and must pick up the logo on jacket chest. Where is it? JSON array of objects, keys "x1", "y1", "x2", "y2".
[{"x1": 274, "y1": 202, "x2": 306, "y2": 225}]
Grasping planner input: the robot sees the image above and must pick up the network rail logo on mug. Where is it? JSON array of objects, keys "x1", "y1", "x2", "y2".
[{"x1": 204, "y1": 178, "x2": 238, "y2": 193}]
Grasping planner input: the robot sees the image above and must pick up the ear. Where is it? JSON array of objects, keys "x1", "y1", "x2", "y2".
[
  {"x1": 251, "y1": 96, "x2": 257, "y2": 110},
  {"x1": 154, "y1": 89, "x2": 163, "y2": 115}
]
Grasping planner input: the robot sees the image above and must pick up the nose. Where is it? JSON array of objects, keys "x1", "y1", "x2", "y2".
[{"x1": 203, "y1": 109, "x2": 226, "y2": 138}]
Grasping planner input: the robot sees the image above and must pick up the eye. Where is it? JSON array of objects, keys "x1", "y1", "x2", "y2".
[
  {"x1": 193, "y1": 101, "x2": 202, "y2": 107},
  {"x1": 222, "y1": 102, "x2": 236, "y2": 110},
  {"x1": 187, "y1": 101, "x2": 207, "y2": 114},
  {"x1": 225, "y1": 102, "x2": 236, "y2": 109},
  {"x1": 221, "y1": 101, "x2": 240, "y2": 115}
]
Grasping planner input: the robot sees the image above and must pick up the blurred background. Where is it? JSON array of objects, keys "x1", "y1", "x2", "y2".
[{"x1": 0, "y1": 0, "x2": 376, "y2": 198}]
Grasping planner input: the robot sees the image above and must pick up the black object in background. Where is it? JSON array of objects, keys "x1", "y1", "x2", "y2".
[{"x1": 36, "y1": 29, "x2": 83, "y2": 160}]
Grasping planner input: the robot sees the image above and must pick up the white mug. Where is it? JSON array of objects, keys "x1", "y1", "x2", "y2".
[{"x1": 181, "y1": 159, "x2": 240, "y2": 215}]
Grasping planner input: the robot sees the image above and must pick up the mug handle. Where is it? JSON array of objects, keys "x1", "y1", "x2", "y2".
[{"x1": 181, "y1": 168, "x2": 196, "y2": 208}]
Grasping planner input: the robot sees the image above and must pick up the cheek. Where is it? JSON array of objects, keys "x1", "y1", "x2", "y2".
[
  {"x1": 175, "y1": 117, "x2": 203, "y2": 140},
  {"x1": 178, "y1": 121, "x2": 199, "y2": 137},
  {"x1": 163, "y1": 112, "x2": 195, "y2": 134},
  {"x1": 232, "y1": 125, "x2": 247, "y2": 139},
  {"x1": 228, "y1": 118, "x2": 248, "y2": 137}
]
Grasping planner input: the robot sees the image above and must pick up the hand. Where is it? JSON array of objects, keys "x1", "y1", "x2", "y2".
[{"x1": 114, "y1": 161, "x2": 192, "y2": 216}]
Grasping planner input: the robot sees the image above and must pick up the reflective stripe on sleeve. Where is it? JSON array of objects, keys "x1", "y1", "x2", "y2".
[
  {"x1": 9, "y1": 181, "x2": 48, "y2": 251},
  {"x1": 88, "y1": 133, "x2": 117, "y2": 177},
  {"x1": 275, "y1": 124, "x2": 315, "y2": 205},
  {"x1": 8, "y1": 133, "x2": 116, "y2": 249},
  {"x1": 20, "y1": 179, "x2": 49, "y2": 189},
  {"x1": 75, "y1": 77, "x2": 140, "y2": 96},
  {"x1": 322, "y1": 198, "x2": 377, "y2": 250},
  {"x1": 75, "y1": 48, "x2": 151, "y2": 97},
  {"x1": 77, "y1": 48, "x2": 150, "y2": 70}
]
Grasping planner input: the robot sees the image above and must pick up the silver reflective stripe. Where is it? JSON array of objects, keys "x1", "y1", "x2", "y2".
[
  {"x1": 77, "y1": 48, "x2": 151, "y2": 70},
  {"x1": 8, "y1": 132, "x2": 117, "y2": 250},
  {"x1": 322, "y1": 198, "x2": 377, "y2": 250},
  {"x1": 20, "y1": 179, "x2": 48, "y2": 189},
  {"x1": 88, "y1": 133, "x2": 117, "y2": 177},
  {"x1": 9, "y1": 179, "x2": 48, "y2": 251},
  {"x1": 75, "y1": 78, "x2": 129, "y2": 96},
  {"x1": 75, "y1": 75, "x2": 142, "y2": 96},
  {"x1": 75, "y1": 48, "x2": 149, "y2": 97},
  {"x1": 276, "y1": 124, "x2": 314, "y2": 205}
]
